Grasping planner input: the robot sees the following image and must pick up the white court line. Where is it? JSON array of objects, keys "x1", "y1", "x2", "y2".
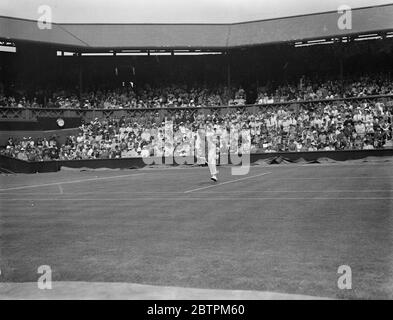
[
  {"x1": 274, "y1": 176, "x2": 393, "y2": 180},
  {"x1": 0, "y1": 173, "x2": 144, "y2": 192},
  {"x1": 188, "y1": 189, "x2": 393, "y2": 193},
  {"x1": 0, "y1": 189, "x2": 392, "y2": 195},
  {"x1": 251, "y1": 162, "x2": 393, "y2": 168},
  {"x1": 134, "y1": 162, "x2": 393, "y2": 172},
  {"x1": 3, "y1": 197, "x2": 392, "y2": 201},
  {"x1": 300, "y1": 162, "x2": 393, "y2": 167},
  {"x1": 184, "y1": 172, "x2": 272, "y2": 193}
]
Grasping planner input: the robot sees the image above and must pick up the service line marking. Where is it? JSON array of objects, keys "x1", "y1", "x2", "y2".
[
  {"x1": 0, "y1": 173, "x2": 145, "y2": 192},
  {"x1": 184, "y1": 172, "x2": 272, "y2": 193}
]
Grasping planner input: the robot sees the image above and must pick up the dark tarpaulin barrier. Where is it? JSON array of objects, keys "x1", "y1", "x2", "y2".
[
  {"x1": 249, "y1": 149, "x2": 393, "y2": 164},
  {"x1": 0, "y1": 154, "x2": 37, "y2": 174},
  {"x1": 1, "y1": 149, "x2": 393, "y2": 174}
]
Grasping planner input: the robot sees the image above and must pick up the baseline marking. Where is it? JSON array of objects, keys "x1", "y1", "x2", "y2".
[
  {"x1": 0, "y1": 173, "x2": 145, "y2": 192},
  {"x1": 0, "y1": 189, "x2": 391, "y2": 195},
  {"x1": 4, "y1": 197, "x2": 392, "y2": 201},
  {"x1": 273, "y1": 176, "x2": 393, "y2": 180},
  {"x1": 188, "y1": 189, "x2": 393, "y2": 193},
  {"x1": 184, "y1": 172, "x2": 272, "y2": 193},
  {"x1": 300, "y1": 162, "x2": 393, "y2": 167}
]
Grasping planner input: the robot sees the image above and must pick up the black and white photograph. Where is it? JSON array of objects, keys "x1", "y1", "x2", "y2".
[{"x1": 0, "y1": 0, "x2": 392, "y2": 305}]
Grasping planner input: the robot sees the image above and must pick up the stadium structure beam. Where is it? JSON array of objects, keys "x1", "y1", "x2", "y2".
[
  {"x1": 226, "y1": 51, "x2": 231, "y2": 90},
  {"x1": 1, "y1": 4, "x2": 393, "y2": 49}
]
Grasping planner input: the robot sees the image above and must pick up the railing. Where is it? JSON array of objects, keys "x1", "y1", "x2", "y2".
[{"x1": 1, "y1": 94, "x2": 393, "y2": 122}]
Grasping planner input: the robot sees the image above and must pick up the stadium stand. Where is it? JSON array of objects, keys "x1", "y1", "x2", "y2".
[
  {"x1": 1, "y1": 75, "x2": 392, "y2": 162},
  {"x1": 1, "y1": 74, "x2": 393, "y2": 109}
]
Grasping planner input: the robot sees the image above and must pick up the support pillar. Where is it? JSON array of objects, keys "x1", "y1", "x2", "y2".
[{"x1": 78, "y1": 53, "x2": 83, "y2": 99}]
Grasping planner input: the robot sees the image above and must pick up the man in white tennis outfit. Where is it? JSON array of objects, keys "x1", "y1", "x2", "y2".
[{"x1": 206, "y1": 123, "x2": 219, "y2": 182}]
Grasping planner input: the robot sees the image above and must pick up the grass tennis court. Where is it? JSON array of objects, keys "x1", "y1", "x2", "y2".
[{"x1": 0, "y1": 162, "x2": 392, "y2": 299}]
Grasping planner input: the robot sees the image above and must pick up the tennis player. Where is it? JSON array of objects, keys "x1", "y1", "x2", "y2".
[{"x1": 206, "y1": 123, "x2": 219, "y2": 182}]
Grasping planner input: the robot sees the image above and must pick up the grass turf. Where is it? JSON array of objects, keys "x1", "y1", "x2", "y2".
[{"x1": 0, "y1": 163, "x2": 392, "y2": 299}]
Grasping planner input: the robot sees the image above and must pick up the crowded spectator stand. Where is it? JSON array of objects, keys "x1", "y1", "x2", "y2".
[{"x1": 1, "y1": 78, "x2": 392, "y2": 170}]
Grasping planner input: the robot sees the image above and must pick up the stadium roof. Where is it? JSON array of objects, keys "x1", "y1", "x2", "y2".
[{"x1": 1, "y1": 0, "x2": 393, "y2": 49}]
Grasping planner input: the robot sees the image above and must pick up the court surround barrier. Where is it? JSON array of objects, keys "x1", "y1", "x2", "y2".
[
  {"x1": 1, "y1": 94, "x2": 393, "y2": 123},
  {"x1": 1, "y1": 149, "x2": 393, "y2": 173}
]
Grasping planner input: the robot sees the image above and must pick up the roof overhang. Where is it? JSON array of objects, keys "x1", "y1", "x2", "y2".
[{"x1": 1, "y1": 4, "x2": 393, "y2": 49}]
